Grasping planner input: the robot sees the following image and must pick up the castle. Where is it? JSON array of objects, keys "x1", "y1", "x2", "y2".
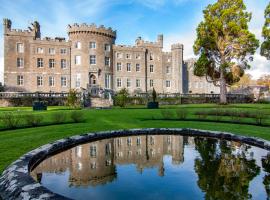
[{"x1": 3, "y1": 19, "x2": 219, "y2": 94}]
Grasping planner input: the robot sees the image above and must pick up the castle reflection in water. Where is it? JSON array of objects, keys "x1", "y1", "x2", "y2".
[{"x1": 31, "y1": 135, "x2": 193, "y2": 187}]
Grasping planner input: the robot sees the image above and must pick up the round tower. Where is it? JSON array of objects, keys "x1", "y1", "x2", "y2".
[{"x1": 67, "y1": 23, "x2": 117, "y2": 91}]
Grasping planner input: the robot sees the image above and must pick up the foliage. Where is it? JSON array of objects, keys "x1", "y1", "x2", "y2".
[
  {"x1": 0, "y1": 112, "x2": 22, "y2": 129},
  {"x1": 194, "y1": 138, "x2": 260, "y2": 199},
  {"x1": 67, "y1": 89, "x2": 80, "y2": 108},
  {"x1": 70, "y1": 111, "x2": 86, "y2": 123},
  {"x1": 24, "y1": 114, "x2": 44, "y2": 127},
  {"x1": 152, "y1": 88, "x2": 157, "y2": 102},
  {"x1": 175, "y1": 109, "x2": 188, "y2": 120},
  {"x1": 261, "y1": 2, "x2": 270, "y2": 59},
  {"x1": 257, "y1": 75, "x2": 270, "y2": 88},
  {"x1": 160, "y1": 110, "x2": 175, "y2": 119},
  {"x1": 114, "y1": 88, "x2": 129, "y2": 107},
  {"x1": 193, "y1": 0, "x2": 259, "y2": 103},
  {"x1": 231, "y1": 74, "x2": 255, "y2": 89},
  {"x1": 52, "y1": 112, "x2": 67, "y2": 124}
]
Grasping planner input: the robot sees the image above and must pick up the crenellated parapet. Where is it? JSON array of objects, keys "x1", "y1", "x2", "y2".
[
  {"x1": 113, "y1": 44, "x2": 146, "y2": 52},
  {"x1": 135, "y1": 35, "x2": 163, "y2": 48},
  {"x1": 67, "y1": 23, "x2": 116, "y2": 39}
]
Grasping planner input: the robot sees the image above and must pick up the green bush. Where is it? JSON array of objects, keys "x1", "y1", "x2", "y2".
[
  {"x1": 114, "y1": 88, "x2": 129, "y2": 107},
  {"x1": 25, "y1": 114, "x2": 44, "y2": 127},
  {"x1": 70, "y1": 111, "x2": 86, "y2": 123},
  {"x1": 194, "y1": 111, "x2": 208, "y2": 119},
  {"x1": 161, "y1": 110, "x2": 174, "y2": 119},
  {"x1": 253, "y1": 109, "x2": 268, "y2": 125},
  {"x1": 175, "y1": 109, "x2": 188, "y2": 120},
  {"x1": 52, "y1": 112, "x2": 67, "y2": 124},
  {"x1": 0, "y1": 112, "x2": 22, "y2": 129},
  {"x1": 67, "y1": 89, "x2": 80, "y2": 108}
]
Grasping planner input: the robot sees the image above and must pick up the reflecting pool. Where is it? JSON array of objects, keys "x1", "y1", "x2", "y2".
[{"x1": 31, "y1": 135, "x2": 270, "y2": 200}]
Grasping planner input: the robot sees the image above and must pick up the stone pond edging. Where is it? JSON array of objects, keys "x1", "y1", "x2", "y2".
[{"x1": 1, "y1": 128, "x2": 270, "y2": 200}]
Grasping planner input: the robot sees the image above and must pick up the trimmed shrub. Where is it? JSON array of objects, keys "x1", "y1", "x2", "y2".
[
  {"x1": 0, "y1": 112, "x2": 22, "y2": 129},
  {"x1": 67, "y1": 89, "x2": 80, "y2": 108},
  {"x1": 70, "y1": 111, "x2": 86, "y2": 123},
  {"x1": 194, "y1": 111, "x2": 208, "y2": 119},
  {"x1": 230, "y1": 109, "x2": 241, "y2": 123},
  {"x1": 253, "y1": 109, "x2": 268, "y2": 125},
  {"x1": 114, "y1": 88, "x2": 129, "y2": 107},
  {"x1": 25, "y1": 114, "x2": 44, "y2": 127},
  {"x1": 175, "y1": 109, "x2": 188, "y2": 120},
  {"x1": 52, "y1": 112, "x2": 67, "y2": 124},
  {"x1": 161, "y1": 110, "x2": 174, "y2": 119}
]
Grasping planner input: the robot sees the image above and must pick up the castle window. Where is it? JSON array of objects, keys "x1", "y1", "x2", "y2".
[
  {"x1": 150, "y1": 53, "x2": 154, "y2": 60},
  {"x1": 127, "y1": 63, "x2": 131, "y2": 72},
  {"x1": 17, "y1": 75, "x2": 23, "y2": 86},
  {"x1": 166, "y1": 66, "x2": 170, "y2": 74},
  {"x1": 16, "y1": 43, "x2": 24, "y2": 53},
  {"x1": 116, "y1": 63, "x2": 122, "y2": 71},
  {"x1": 37, "y1": 47, "x2": 44, "y2": 54},
  {"x1": 61, "y1": 76, "x2": 67, "y2": 87},
  {"x1": 37, "y1": 58, "x2": 43, "y2": 68},
  {"x1": 105, "y1": 74, "x2": 111, "y2": 89},
  {"x1": 136, "y1": 137, "x2": 141, "y2": 146},
  {"x1": 75, "y1": 41, "x2": 81, "y2": 49},
  {"x1": 105, "y1": 57, "x2": 110, "y2": 66},
  {"x1": 89, "y1": 42, "x2": 96, "y2": 49},
  {"x1": 150, "y1": 79, "x2": 154, "y2": 87},
  {"x1": 90, "y1": 55, "x2": 96, "y2": 65},
  {"x1": 49, "y1": 48, "x2": 55, "y2": 55},
  {"x1": 135, "y1": 54, "x2": 141, "y2": 59},
  {"x1": 127, "y1": 138, "x2": 132, "y2": 146},
  {"x1": 117, "y1": 138, "x2": 122, "y2": 147},
  {"x1": 49, "y1": 59, "x2": 55, "y2": 68},
  {"x1": 127, "y1": 78, "x2": 131, "y2": 88},
  {"x1": 37, "y1": 76, "x2": 43, "y2": 86},
  {"x1": 136, "y1": 79, "x2": 141, "y2": 87},
  {"x1": 76, "y1": 146, "x2": 82, "y2": 158},
  {"x1": 116, "y1": 53, "x2": 122, "y2": 59},
  {"x1": 150, "y1": 136, "x2": 155, "y2": 145},
  {"x1": 49, "y1": 76, "x2": 55, "y2": 87},
  {"x1": 17, "y1": 58, "x2": 24, "y2": 68},
  {"x1": 61, "y1": 59, "x2": 67, "y2": 69},
  {"x1": 76, "y1": 74, "x2": 81, "y2": 88},
  {"x1": 105, "y1": 143, "x2": 112, "y2": 155},
  {"x1": 126, "y1": 54, "x2": 131, "y2": 59},
  {"x1": 105, "y1": 160, "x2": 112, "y2": 166},
  {"x1": 75, "y1": 55, "x2": 81, "y2": 65},
  {"x1": 105, "y1": 44, "x2": 110, "y2": 51},
  {"x1": 90, "y1": 162, "x2": 97, "y2": 169},
  {"x1": 90, "y1": 145, "x2": 97, "y2": 157},
  {"x1": 166, "y1": 80, "x2": 171, "y2": 88},
  {"x1": 150, "y1": 65, "x2": 154, "y2": 73},
  {"x1": 136, "y1": 64, "x2": 140, "y2": 72},
  {"x1": 60, "y1": 48, "x2": 67, "y2": 54},
  {"x1": 117, "y1": 78, "x2": 122, "y2": 88}
]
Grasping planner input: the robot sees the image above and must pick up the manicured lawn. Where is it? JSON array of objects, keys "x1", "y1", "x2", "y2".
[{"x1": 0, "y1": 104, "x2": 270, "y2": 173}]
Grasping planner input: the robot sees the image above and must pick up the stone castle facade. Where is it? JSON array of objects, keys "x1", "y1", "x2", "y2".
[{"x1": 3, "y1": 19, "x2": 219, "y2": 94}]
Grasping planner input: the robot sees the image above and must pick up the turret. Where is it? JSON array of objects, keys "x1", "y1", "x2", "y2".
[
  {"x1": 3, "y1": 18, "x2": 11, "y2": 33},
  {"x1": 171, "y1": 43, "x2": 184, "y2": 93},
  {"x1": 157, "y1": 34, "x2": 163, "y2": 48}
]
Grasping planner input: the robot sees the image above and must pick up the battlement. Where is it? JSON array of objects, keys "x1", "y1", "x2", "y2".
[
  {"x1": 67, "y1": 23, "x2": 116, "y2": 39},
  {"x1": 135, "y1": 35, "x2": 163, "y2": 48},
  {"x1": 113, "y1": 44, "x2": 146, "y2": 51},
  {"x1": 171, "y1": 43, "x2": 184, "y2": 50},
  {"x1": 33, "y1": 37, "x2": 70, "y2": 44}
]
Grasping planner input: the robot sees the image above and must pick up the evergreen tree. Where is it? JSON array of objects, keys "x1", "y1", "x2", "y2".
[
  {"x1": 261, "y1": 2, "x2": 270, "y2": 59},
  {"x1": 193, "y1": 0, "x2": 259, "y2": 104}
]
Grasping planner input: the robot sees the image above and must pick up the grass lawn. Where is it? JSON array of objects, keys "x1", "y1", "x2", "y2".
[{"x1": 0, "y1": 103, "x2": 270, "y2": 174}]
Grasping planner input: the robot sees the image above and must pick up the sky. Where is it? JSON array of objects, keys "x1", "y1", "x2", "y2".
[{"x1": 0, "y1": 0, "x2": 269, "y2": 83}]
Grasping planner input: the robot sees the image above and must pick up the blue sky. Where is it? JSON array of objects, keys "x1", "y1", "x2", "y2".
[{"x1": 0, "y1": 0, "x2": 269, "y2": 82}]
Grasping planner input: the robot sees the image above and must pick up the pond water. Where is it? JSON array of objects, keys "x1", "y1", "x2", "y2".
[{"x1": 31, "y1": 135, "x2": 270, "y2": 200}]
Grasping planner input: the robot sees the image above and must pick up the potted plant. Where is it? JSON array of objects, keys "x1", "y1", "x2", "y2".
[{"x1": 147, "y1": 88, "x2": 159, "y2": 109}]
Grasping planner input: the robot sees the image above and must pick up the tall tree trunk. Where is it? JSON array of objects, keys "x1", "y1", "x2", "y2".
[{"x1": 220, "y1": 70, "x2": 227, "y2": 104}]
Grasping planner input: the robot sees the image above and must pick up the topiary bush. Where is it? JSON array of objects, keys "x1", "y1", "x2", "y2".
[
  {"x1": 0, "y1": 112, "x2": 22, "y2": 129},
  {"x1": 175, "y1": 108, "x2": 188, "y2": 120},
  {"x1": 114, "y1": 88, "x2": 129, "y2": 107},
  {"x1": 52, "y1": 112, "x2": 67, "y2": 124},
  {"x1": 70, "y1": 111, "x2": 86, "y2": 123},
  {"x1": 161, "y1": 110, "x2": 175, "y2": 119},
  {"x1": 24, "y1": 114, "x2": 44, "y2": 127}
]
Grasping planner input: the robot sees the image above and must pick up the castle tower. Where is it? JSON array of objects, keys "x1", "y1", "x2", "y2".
[
  {"x1": 171, "y1": 44, "x2": 184, "y2": 93},
  {"x1": 157, "y1": 34, "x2": 163, "y2": 48},
  {"x1": 3, "y1": 18, "x2": 11, "y2": 34},
  {"x1": 67, "y1": 23, "x2": 116, "y2": 90}
]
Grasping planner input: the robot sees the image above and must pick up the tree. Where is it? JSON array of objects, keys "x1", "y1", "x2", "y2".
[
  {"x1": 67, "y1": 89, "x2": 80, "y2": 108},
  {"x1": 231, "y1": 74, "x2": 255, "y2": 89},
  {"x1": 193, "y1": 0, "x2": 259, "y2": 104},
  {"x1": 152, "y1": 88, "x2": 157, "y2": 102},
  {"x1": 261, "y1": 2, "x2": 270, "y2": 59},
  {"x1": 114, "y1": 88, "x2": 129, "y2": 107},
  {"x1": 257, "y1": 75, "x2": 270, "y2": 88}
]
